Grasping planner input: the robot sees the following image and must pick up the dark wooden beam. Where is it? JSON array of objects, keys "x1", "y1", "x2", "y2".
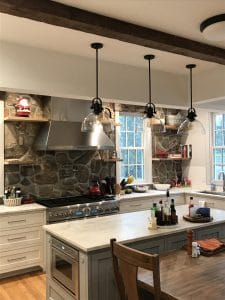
[{"x1": 1, "y1": 0, "x2": 225, "y2": 65}]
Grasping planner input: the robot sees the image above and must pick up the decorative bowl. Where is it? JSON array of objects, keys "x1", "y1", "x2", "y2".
[{"x1": 154, "y1": 184, "x2": 171, "y2": 191}]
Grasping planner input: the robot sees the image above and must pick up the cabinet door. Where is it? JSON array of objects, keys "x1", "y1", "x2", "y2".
[
  {"x1": 0, "y1": 226, "x2": 42, "y2": 251},
  {"x1": 0, "y1": 211, "x2": 44, "y2": 230},
  {"x1": 165, "y1": 232, "x2": 187, "y2": 251},
  {"x1": 47, "y1": 278, "x2": 75, "y2": 300},
  {"x1": 89, "y1": 250, "x2": 120, "y2": 300},
  {"x1": 0, "y1": 245, "x2": 42, "y2": 273},
  {"x1": 120, "y1": 198, "x2": 153, "y2": 213},
  {"x1": 196, "y1": 225, "x2": 222, "y2": 240},
  {"x1": 129, "y1": 237, "x2": 165, "y2": 254},
  {"x1": 172, "y1": 194, "x2": 185, "y2": 205}
]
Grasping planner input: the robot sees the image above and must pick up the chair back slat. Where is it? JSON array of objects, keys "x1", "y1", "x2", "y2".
[{"x1": 110, "y1": 238, "x2": 162, "y2": 300}]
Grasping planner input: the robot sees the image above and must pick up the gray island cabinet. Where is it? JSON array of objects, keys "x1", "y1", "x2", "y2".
[{"x1": 44, "y1": 205, "x2": 225, "y2": 300}]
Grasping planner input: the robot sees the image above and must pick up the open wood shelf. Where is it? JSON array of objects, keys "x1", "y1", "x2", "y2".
[
  {"x1": 94, "y1": 158, "x2": 123, "y2": 162},
  {"x1": 152, "y1": 157, "x2": 191, "y2": 161},
  {"x1": 4, "y1": 116, "x2": 49, "y2": 122},
  {"x1": 4, "y1": 159, "x2": 36, "y2": 165}
]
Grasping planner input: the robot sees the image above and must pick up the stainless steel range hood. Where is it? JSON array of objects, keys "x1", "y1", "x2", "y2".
[{"x1": 34, "y1": 98, "x2": 114, "y2": 151}]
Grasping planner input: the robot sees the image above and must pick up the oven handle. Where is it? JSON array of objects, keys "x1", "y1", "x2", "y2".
[{"x1": 52, "y1": 245, "x2": 78, "y2": 262}]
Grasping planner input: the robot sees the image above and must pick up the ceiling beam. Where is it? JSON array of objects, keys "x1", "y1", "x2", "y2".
[{"x1": 1, "y1": 0, "x2": 225, "y2": 65}]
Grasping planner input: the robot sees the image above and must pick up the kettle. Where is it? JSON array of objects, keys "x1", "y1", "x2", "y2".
[{"x1": 89, "y1": 180, "x2": 101, "y2": 195}]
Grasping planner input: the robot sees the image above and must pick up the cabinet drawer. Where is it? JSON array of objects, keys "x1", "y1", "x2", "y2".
[
  {"x1": 120, "y1": 199, "x2": 152, "y2": 213},
  {"x1": 0, "y1": 245, "x2": 42, "y2": 273},
  {"x1": 0, "y1": 211, "x2": 44, "y2": 230},
  {"x1": 47, "y1": 278, "x2": 75, "y2": 300},
  {"x1": 0, "y1": 226, "x2": 42, "y2": 251}
]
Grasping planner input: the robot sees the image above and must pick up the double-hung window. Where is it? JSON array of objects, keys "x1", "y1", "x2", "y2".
[
  {"x1": 116, "y1": 112, "x2": 152, "y2": 182},
  {"x1": 212, "y1": 113, "x2": 225, "y2": 180}
]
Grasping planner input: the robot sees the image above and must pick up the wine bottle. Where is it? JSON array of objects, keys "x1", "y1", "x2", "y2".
[{"x1": 189, "y1": 197, "x2": 194, "y2": 216}]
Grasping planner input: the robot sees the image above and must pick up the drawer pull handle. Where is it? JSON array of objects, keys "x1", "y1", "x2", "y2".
[
  {"x1": 8, "y1": 236, "x2": 26, "y2": 241},
  {"x1": 7, "y1": 256, "x2": 26, "y2": 262},
  {"x1": 8, "y1": 220, "x2": 26, "y2": 224},
  {"x1": 130, "y1": 204, "x2": 142, "y2": 207}
]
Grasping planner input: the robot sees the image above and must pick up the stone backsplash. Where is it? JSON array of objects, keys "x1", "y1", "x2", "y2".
[{"x1": 5, "y1": 151, "x2": 115, "y2": 198}]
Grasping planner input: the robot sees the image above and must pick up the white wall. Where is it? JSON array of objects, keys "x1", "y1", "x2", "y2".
[
  {"x1": 194, "y1": 66, "x2": 225, "y2": 104},
  {"x1": 0, "y1": 41, "x2": 187, "y2": 107}
]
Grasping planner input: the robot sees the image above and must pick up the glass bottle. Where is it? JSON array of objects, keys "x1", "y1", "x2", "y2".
[{"x1": 189, "y1": 197, "x2": 194, "y2": 216}]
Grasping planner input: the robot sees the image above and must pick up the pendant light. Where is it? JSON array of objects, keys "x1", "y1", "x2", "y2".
[
  {"x1": 81, "y1": 43, "x2": 113, "y2": 132},
  {"x1": 177, "y1": 64, "x2": 205, "y2": 135},
  {"x1": 143, "y1": 55, "x2": 165, "y2": 131}
]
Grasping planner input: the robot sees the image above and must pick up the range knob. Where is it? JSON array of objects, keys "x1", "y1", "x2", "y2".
[
  {"x1": 97, "y1": 207, "x2": 104, "y2": 214},
  {"x1": 111, "y1": 206, "x2": 120, "y2": 213},
  {"x1": 82, "y1": 207, "x2": 91, "y2": 216}
]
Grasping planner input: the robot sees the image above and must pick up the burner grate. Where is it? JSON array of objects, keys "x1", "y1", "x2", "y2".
[{"x1": 36, "y1": 194, "x2": 115, "y2": 208}]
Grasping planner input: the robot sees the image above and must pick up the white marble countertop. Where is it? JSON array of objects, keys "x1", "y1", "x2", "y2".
[
  {"x1": 119, "y1": 187, "x2": 225, "y2": 201},
  {"x1": 44, "y1": 205, "x2": 225, "y2": 253},
  {"x1": 0, "y1": 203, "x2": 46, "y2": 215},
  {"x1": 119, "y1": 187, "x2": 195, "y2": 200}
]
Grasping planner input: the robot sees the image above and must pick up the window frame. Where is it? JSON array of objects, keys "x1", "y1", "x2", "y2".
[
  {"x1": 115, "y1": 111, "x2": 152, "y2": 184},
  {"x1": 211, "y1": 112, "x2": 225, "y2": 184}
]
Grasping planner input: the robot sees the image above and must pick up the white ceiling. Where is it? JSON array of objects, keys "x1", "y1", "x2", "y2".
[
  {"x1": 54, "y1": 0, "x2": 225, "y2": 48},
  {"x1": 0, "y1": 0, "x2": 225, "y2": 74}
]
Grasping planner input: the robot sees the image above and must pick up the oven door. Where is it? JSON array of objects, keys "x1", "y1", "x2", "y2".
[{"x1": 51, "y1": 245, "x2": 79, "y2": 297}]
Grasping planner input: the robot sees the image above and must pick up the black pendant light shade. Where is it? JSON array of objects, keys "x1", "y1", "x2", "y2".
[{"x1": 177, "y1": 64, "x2": 205, "y2": 135}]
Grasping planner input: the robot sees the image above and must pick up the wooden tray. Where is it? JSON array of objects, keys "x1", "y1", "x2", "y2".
[{"x1": 183, "y1": 215, "x2": 213, "y2": 223}]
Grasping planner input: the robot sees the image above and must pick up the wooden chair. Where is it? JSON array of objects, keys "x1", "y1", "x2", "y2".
[{"x1": 110, "y1": 238, "x2": 161, "y2": 300}]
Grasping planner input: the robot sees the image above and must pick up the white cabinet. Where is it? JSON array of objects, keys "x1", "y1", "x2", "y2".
[
  {"x1": 120, "y1": 193, "x2": 185, "y2": 213},
  {"x1": 120, "y1": 197, "x2": 153, "y2": 213},
  {"x1": 47, "y1": 277, "x2": 74, "y2": 300},
  {"x1": 185, "y1": 193, "x2": 225, "y2": 210},
  {"x1": 0, "y1": 210, "x2": 45, "y2": 277}
]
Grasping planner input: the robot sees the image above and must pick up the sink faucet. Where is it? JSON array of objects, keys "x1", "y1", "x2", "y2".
[{"x1": 218, "y1": 171, "x2": 225, "y2": 192}]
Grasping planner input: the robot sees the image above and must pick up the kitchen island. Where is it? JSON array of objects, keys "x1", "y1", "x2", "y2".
[{"x1": 44, "y1": 205, "x2": 225, "y2": 300}]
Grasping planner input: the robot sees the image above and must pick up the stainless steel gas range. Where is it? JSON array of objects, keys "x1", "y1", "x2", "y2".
[{"x1": 36, "y1": 194, "x2": 120, "y2": 224}]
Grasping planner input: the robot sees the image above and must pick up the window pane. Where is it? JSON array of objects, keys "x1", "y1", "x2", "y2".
[
  {"x1": 120, "y1": 132, "x2": 126, "y2": 147},
  {"x1": 135, "y1": 132, "x2": 142, "y2": 147},
  {"x1": 119, "y1": 116, "x2": 126, "y2": 131},
  {"x1": 215, "y1": 130, "x2": 223, "y2": 146},
  {"x1": 223, "y1": 115, "x2": 225, "y2": 129},
  {"x1": 214, "y1": 149, "x2": 222, "y2": 164},
  {"x1": 137, "y1": 165, "x2": 143, "y2": 180},
  {"x1": 223, "y1": 131, "x2": 225, "y2": 146},
  {"x1": 121, "y1": 165, "x2": 128, "y2": 178},
  {"x1": 137, "y1": 149, "x2": 143, "y2": 164},
  {"x1": 223, "y1": 149, "x2": 225, "y2": 165},
  {"x1": 118, "y1": 113, "x2": 145, "y2": 182},
  {"x1": 121, "y1": 149, "x2": 128, "y2": 164},
  {"x1": 127, "y1": 116, "x2": 134, "y2": 131},
  {"x1": 215, "y1": 115, "x2": 223, "y2": 130},
  {"x1": 129, "y1": 149, "x2": 136, "y2": 164},
  {"x1": 135, "y1": 117, "x2": 143, "y2": 131},
  {"x1": 127, "y1": 132, "x2": 134, "y2": 147},
  {"x1": 128, "y1": 165, "x2": 136, "y2": 177},
  {"x1": 215, "y1": 165, "x2": 222, "y2": 180}
]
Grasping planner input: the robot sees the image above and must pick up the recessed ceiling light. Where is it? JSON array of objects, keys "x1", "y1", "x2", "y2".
[{"x1": 200, "y1": 14, "x2": 225, "y2": 41}]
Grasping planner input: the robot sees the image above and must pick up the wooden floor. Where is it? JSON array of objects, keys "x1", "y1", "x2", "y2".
[{"x1": 0, "y1": 271, "x2": 46, "y2": 300}]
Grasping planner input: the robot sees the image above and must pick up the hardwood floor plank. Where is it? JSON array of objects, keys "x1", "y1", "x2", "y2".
[{"x1": 0, "y1": 271, "x2": 46, "y2": 300}]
